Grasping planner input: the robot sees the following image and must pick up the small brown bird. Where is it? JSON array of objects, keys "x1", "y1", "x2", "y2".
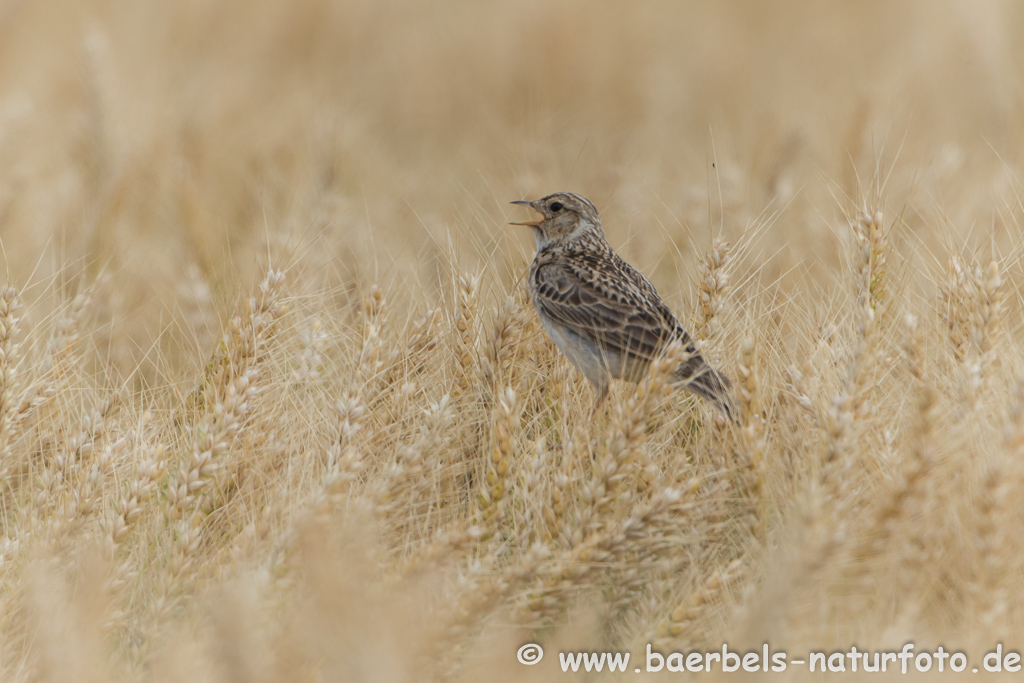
[{"x1": 511, "y1": 192, "x2": 735, "y2": 419}]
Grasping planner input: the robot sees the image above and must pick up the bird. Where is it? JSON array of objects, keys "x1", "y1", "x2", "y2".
[{"x1": 510, "y1": 192, "x2": 735, "y2": 420}]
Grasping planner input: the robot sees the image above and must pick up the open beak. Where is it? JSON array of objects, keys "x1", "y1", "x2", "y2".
[{"x1": 509, "y1": 200, "x2": 542, "y2": 228}]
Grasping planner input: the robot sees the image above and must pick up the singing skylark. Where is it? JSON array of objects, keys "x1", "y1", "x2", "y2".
[{"x1": 511, "y1": 192, "x2": 735, "y2": 419}]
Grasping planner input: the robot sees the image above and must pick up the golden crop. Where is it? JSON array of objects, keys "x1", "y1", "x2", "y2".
[{"x1": 0, "y1": 1, "x2": 1021, "y2": 680}]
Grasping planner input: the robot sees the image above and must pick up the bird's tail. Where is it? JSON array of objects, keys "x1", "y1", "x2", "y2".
[{"x1": 672, "y1": 354, "x2": 736, "y2": 421}]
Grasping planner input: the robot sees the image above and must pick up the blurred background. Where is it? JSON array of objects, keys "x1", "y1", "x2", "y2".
[
  {"x1": 0, "y1": 0, "x2": 1022, "y2": 379},
  {"x1": 3, "y1": 4, "x2": 1024, "y2": 678}
]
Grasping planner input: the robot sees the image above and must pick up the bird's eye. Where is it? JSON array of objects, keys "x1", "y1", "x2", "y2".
[{"x1": 549, "y1": 201, "x2": 563, "y2": 212}]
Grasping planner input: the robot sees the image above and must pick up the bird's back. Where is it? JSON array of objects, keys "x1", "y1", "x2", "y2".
[{"x1": 528, "y1": 233, "x2": 692, "y2": 364}]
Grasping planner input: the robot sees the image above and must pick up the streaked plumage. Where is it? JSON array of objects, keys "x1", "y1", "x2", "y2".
[{"x1": 511, "y1": 192, "x2": 735, "y2": 419}]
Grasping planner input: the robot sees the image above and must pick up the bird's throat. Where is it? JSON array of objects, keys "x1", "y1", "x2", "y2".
[{"x1": 532, "y1": 228, "x2": 548, "y2": 251}]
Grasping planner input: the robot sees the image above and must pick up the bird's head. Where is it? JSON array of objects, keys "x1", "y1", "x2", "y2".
[{"x1": 510, "y1": 192, "x2": 603, "y2": 249}]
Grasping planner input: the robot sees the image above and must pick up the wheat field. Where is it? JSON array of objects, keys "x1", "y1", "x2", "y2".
[{"x1": 1, "y1": 0, "x2": 1023, "y2": 680}]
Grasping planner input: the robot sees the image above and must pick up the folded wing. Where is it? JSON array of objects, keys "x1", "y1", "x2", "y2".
[{"x1": 531, "y1": 253, "x2": 693, "y2": 363}]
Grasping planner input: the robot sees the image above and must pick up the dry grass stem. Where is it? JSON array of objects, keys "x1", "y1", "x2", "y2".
[{"x1": 1, "y1": 4, "x2": 1023, "y2": 680}]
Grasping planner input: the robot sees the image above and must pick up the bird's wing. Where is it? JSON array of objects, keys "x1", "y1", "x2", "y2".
[{"x1": 532, "y1": 252, "x2": 691, "y2": 362}]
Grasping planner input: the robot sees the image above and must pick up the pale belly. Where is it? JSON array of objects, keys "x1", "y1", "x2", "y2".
[{"x1": 536, "y1": 309, "x2": 649, "y2": 386}]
